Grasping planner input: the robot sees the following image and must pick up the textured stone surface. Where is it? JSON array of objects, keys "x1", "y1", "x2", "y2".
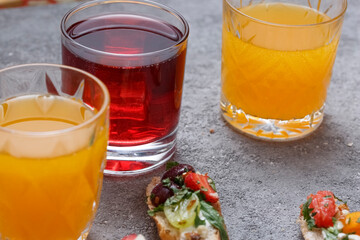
[{"x1": 0, "y1": 0, "x2": 359, "y2": 239}]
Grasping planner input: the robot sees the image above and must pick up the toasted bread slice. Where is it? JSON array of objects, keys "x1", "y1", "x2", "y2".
[{"x1": 146, "y1": 177, "x2": 224, "y2": 240}]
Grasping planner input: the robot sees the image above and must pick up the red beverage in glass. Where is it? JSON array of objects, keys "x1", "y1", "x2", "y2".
[
  {"x1": 62, "y1": 14, "x2": 185, "y2": 147},
  {"x1": 61, "y1": 0, "x2": 189, "y2": 175}
]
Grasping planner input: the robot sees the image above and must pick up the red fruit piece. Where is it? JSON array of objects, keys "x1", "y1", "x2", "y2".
[
  {"x1": 308, "y1": 191, "x2": 336, "y2": 228},
  {"x1": 184, "y1": 172, "x2": 219, "y2": 203},
  {"x1": 122, "y1": 234, "x2": 145, "y2": 240}
]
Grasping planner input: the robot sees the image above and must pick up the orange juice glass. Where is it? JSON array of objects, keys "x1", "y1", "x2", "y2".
[
  {"x1": 221, "y1": 0, "x2": 347, "y2": 141},
  {"x1": 0, "y1": 64, "x2": 109, "y2": 240}
]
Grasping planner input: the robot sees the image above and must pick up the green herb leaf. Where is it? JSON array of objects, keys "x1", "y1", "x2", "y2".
[
  {"x1": 194, "y1": 206, "x2": 206, "y2": 227},
  {"x1": 148, "y1": 204, "x2": 164, "y2": 217},
  {"x1": 208, "y1": 176, "x2": 217, "y2": 192},
  {"x1": 165, "y1": 189, "x2": 192, "y2": 206},
  {"x1": 173, "y1": 175, "x2": 184, "y2": 186},
  {"x1": 302, "y1": 198, "x2": 316, "y2": 230},
  {"x1": 356, "y1": 217, "x2": 360, "y2": 224},
  {"x1": 200, "y1": 200, "x2": 228, "y2": 240},
  {"x1": 323, "y1": 195, "x2": 333, "y2": 199},
  {"x1": 166, "y1": 161, "x2": 179, "y2": 170},
  {"x1": 162, "y1": 178, "x2": 171, "y2": 187}
]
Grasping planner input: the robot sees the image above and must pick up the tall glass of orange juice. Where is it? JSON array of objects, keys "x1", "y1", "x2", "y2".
[
  {"x1": 0, "y1": 64, "x2": 109, "y2": 240},
  {"x1": 221, "y1": 0, "x2": 347, "y2": 141}
]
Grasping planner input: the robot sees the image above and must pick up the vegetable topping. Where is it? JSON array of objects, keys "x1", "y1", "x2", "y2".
[
  {"x1": 147, "y1": 162, "x2": 228, "y2": 240},
  {"x1": 164, "y1": 190, "x2": 200, "y2": 229},
  {"x1": 184, "y1": 172, "x2": 219, "y2": 203},
  {"x1": 341, "y1": 212, "x2": 360, "y2": 235},
  {"x1": 306, "y1": 191, "x2": 337, "y2": 228},
  {"x1": 150, "y1": 182, "x2": 175, "y2": 207},
  {"x1": 161, "y1": 164, "x2": 195, "y2": 185}
]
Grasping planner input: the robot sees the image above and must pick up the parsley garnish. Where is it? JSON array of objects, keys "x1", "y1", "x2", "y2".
[
  {"x1": 166, "y1": 161, "x2": 179, "y2": 170},
  {"x1": 173, "y1": 175, "x2": 184, "y2": 186},
  {"x1": 323, "y1": 195, "x2": 333, "y2": 199},
  {"x1": 199, "y1": 200, "x2": 228, "y2": 240},
  {"x1": 165, "y1": 189, "x2": 192, "y2": 206},
  {"x1": 356, "y1": 217, "x2": 360, "y2": 224},
  {"x1": 147, "y1": 204, "x2": 164, "y2": 216},
  {"x1": 162, "y1": 178, "x2": 182, "y2": 193},
  {"x1": 302, "y1": 198, "x2": 316, "y2": 230}
]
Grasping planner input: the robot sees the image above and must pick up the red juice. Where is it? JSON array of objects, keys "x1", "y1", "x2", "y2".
[{"x1": 62, "y1": 14, "x2": 186, "y2": 147}]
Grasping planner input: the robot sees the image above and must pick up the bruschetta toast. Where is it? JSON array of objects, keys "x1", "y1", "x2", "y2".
[
  {"x1": 298, "y1": 191, "x2": 360, "y2": 240},
  {"x1": 146, "y1": 162, "x2": 228, "y2": 240}
]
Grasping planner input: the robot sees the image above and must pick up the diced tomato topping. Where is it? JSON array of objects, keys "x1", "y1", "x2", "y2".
[
  {"x1": 184, "y1": 172, "x2": 219, "y2": 203},
  {"x1": 307, "y1": 191, "x2": 337, "y2": 228}
]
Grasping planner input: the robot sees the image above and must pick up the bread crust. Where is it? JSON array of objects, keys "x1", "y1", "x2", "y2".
[
  {"x1": 146, "y1": 177, "x2": 223, "y2": 240},
  {"x1": 297, "y1": 216, "x2": 323, "y2": 240}
]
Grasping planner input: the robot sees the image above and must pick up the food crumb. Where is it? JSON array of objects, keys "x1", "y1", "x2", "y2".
[
  {"x1": 347, "y1": 142, "x2": 353, "y2": 147},
  {"x1": 209, "y1": 129, "x2": 215, "y2": 134}
]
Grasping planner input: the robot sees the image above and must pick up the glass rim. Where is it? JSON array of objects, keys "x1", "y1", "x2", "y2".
[
  {"x1": 60, "y1": 0, "x2": 190, "y2": 58},
  {"x1": 0, "y1": 63, "x2": 110, "y2": 137},
  {"x1": 224, "y1": 0, "x2": 347, "y2": 28}
]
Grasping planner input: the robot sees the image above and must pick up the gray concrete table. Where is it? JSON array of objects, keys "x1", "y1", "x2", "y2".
[{"x1": 0, "y1": 0, "x2": 359, "y2": 239}]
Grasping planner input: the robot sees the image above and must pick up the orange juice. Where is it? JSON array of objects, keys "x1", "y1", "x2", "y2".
[
  {"x1": 221, "y1": 2, "x2": 341, "y2": 120},
  {"x1": 0, "y1": 94, "x2": 108, "y2": 240}
]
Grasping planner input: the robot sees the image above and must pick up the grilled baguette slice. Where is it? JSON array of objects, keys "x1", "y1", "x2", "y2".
[{"x1": 146, "y1": 177, "x2": 225, "y2": 240}]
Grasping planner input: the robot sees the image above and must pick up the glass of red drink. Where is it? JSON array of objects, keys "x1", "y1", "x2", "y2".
[{"x1": 61, "y1": 0, "x2": 189, "y2": 176}]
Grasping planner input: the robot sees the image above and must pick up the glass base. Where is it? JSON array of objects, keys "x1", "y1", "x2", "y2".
[
  {"x1": 77, "y1": 228, "x2": 90, "y2": 240},
  {"x1": 104, "y1": 129, "x2": 177, "y2": 176},
  {"x1": 220, "y1": 100, "x2": 324, "y2": 141}
]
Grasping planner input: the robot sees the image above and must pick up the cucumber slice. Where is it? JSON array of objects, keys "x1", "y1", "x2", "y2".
[{"x1": 164, "y1": 193, "x2": 199, "y2": 229}]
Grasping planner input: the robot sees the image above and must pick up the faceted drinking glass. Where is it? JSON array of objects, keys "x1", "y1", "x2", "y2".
[
  {"x1": 61, "y1": 0, "x2": 189, "y2": 175},
  {"x1": 0, "y1": 64, "x2": 109, "y2": 240},
  {"x1": 221, "y1": 0, "x2": 347, "y2": 141}
]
